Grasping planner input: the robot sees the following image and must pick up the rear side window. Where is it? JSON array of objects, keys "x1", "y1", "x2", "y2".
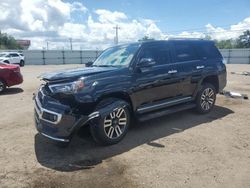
[
  {"x1": 174, "y1": 42, "x2": 198, "y2": 62},
  {"x1": 139, "y1": 44, "x2": 171, "y2": 65},
  {"x1": 193, "y1": 42, "x2": 222, "y2": 59},
  {"x1": 10, "y1": 53, "x2": 19, "y2": 57}
]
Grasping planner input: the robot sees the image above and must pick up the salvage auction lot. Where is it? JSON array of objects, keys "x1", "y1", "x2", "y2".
[{"x1": 0, "y1": 64, "x2": 250, "y2": 188}]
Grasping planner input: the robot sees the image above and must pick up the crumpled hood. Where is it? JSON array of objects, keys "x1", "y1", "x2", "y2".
[{"x1": 41, "y1": 66, "x2": 118, "y2": 82}]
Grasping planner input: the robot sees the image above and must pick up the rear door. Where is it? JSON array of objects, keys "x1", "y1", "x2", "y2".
[
  {"x1": 172, "y1": 41, "x2": 202, "y2": 97},
  {"x1": 192, "y1": 42, "x2": 223, "y2": 76},
  {"x1": 132, "y1": 42, "x2": 180, "y2": 108}
]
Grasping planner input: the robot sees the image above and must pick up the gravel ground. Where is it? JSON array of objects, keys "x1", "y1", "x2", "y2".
[{"x1": 0, "y1": 64, "x2": 250, "y2": 188}]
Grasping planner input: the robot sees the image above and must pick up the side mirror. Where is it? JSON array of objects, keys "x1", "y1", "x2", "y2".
[
  {"x1": 85, "y1": 61, "x2": 93, "y2": 67},
  {"x1": 137, "y1": 58, "x2": 156, "y2": 67}
]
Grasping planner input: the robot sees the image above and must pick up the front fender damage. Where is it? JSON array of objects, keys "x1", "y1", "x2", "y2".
[{"x1": 71, "y1": 100, "x2": 129, "y2": 134}]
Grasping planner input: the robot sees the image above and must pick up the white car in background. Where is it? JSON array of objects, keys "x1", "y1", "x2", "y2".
[{"x1": 0, "y1": 52, "x2": 25, "y2": 67}]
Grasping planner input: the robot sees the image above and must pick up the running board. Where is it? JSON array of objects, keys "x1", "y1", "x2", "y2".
[
  {"x1": 137, "y1": 96, "x2": 193, "y2": 114},
  {"x1": 137, "y1": 103, "x2": 196, "y2": 122}
]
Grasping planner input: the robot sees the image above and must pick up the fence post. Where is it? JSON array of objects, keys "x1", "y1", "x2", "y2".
[
  {"x1": 249, "y1": 49, "x2": 250, "y2": 64},
  {"x1": 228, "y1": 49, "x2": 231, "y2": 64},
  {"x1": 42, "y1": 50, "x2": 45, "y2": 65},
  {"x1": 80, "y1": 50, "x2": 83, "y2": 64},
  {"x1": 96, "y1": 50, "x2": 98, "y2": 58},
  {"x1": 62, "y1": 50, "x2": 65, "y2": 64}
]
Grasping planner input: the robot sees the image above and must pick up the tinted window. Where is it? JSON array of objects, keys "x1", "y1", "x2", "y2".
[
  {"x1": 10, "y1": 53, "x2": 19, "y2": 57},
  {"x1": 139, "y1": 44, "x2": 171, "y2": 65},
  {"x1": 193, "y1": 43, "x2": 222, "y2": 59},
  {"x1": 174, "y1": 42, "x2": 198, "y2": 62}
]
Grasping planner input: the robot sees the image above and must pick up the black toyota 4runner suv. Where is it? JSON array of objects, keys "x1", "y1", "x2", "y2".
[{"x1": 34, "y1": 40, "x2": 226, "y2": 146}]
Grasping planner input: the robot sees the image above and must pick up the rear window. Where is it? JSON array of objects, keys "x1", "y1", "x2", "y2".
[
  {"x1": 174, "y1": 42, "x2": 198, "y2": 62},
  {"x1": 193, "y1": 42, "x2": 222, "y2": 59}
]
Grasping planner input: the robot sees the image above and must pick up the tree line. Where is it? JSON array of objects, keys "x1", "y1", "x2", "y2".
[
  {"x1": 139, "y1": 30, "x2": 250, "y2": 49},
  {"x1": 215, "y1": 30, "x2": 250, "y2": 49},
  {"x1": 0, "y1": 31, "x2": 23, "y2": 50}
]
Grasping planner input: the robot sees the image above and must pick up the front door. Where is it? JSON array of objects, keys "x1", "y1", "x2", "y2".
[{"x1": 132, "y1": 43, "x2": 180, "y2": 109}]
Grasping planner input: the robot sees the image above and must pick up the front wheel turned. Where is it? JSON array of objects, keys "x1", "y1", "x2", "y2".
[{"x1": 90, "y1": 100, "x2": 130, "y2": 145}]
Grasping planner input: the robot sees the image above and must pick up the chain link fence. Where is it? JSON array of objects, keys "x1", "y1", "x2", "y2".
[{"x1": 219, "y1": 48, "x2": 250, "y2": 64}]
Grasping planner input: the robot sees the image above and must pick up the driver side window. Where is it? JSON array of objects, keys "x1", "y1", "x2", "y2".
[{"x1": 139, "y1": 44, "x2": 171, "y2": 65}]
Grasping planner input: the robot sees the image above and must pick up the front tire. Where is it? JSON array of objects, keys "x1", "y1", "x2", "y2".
[
  {"x1": 0, "y1": 80, "x2": 6, "y2": 94},
  {"x1": 90, "y1": 99, "x2": 131, "y2": 145},
  {"x1": 195, "y1": 83, "x2": 216, "y2": 114}
]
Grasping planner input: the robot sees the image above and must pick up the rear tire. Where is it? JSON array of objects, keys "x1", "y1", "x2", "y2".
[
  {"x1": 195, "y1": 83, "x2": 216, "y2": 114},
  {"x1": 20, "y1": 60, "x2": 25, "y2": 67},
  {"x1": 3, "y1": 60, "x2": 9, "y2": 64},
  {"x1": 90, "y1": 99, "x2": 131, "y2": 145},
  {"x1": 0, "y1": 80, "x2": 6, "y2": 94}
]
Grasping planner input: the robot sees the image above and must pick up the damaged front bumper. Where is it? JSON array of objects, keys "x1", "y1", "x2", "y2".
[{"x1": 34, "y1": 87, "x2": 99, "y2": 142}]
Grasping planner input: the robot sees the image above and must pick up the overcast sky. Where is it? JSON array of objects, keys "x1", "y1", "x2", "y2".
[{"x1": 0, "y1": 0, "x2": 250, "y2": 50}]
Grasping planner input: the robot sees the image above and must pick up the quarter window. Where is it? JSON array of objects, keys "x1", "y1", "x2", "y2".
[
  {"x1": 193, "y1": 43, "x2": 222, "y2": 59},
  {"x1": 10, "y1": 53, "x2": 19, "y2": 57}
]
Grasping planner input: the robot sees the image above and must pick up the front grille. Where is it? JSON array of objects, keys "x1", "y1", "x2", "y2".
[
  {"x1": 35, "y1": 99, "x2": 42, "y2": 114},
  {"x1": 37, "y1": 86, "x2": 50, "y2": 104},
  {"x1": 34, "y1": 91, "x2": 62, "y2": 124},
  {"x1": 34, "y1": 108, "x2": 39, "y2": 121}
]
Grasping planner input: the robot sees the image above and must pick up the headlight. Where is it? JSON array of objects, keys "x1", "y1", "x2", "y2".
[{"x1": 49, "y1": 78, "x2": 84, "y2": 94}]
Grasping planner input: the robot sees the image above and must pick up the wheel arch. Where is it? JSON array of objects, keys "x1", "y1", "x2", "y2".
[
  {"x1": 201, "y1": 75, "x2": 219, "y2": 93},
  {"x1": 95, "y1": 91, "x2": 134, "y2": 112},
  {"x1": 0, "y1": 77, "x2": 7, "y2": 92},
  {"x1": 0, "y1": 77, "x2": 7, "y2": 86}
]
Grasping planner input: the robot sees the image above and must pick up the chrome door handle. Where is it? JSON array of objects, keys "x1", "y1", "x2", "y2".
[
  {"x1": 168, "y1": 70, "x2": 178, "y2": 74},
  {"x1": 196, "y1": 65, "x2": 205, "y2": 69}
]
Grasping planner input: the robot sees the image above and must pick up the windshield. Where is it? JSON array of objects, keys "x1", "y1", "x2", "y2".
[
  {"x1": 0, "y1": 53, "x2": 7, "y2": 57},
  {"x1": 93, "y1": 43, "x2": 140, "y2": 67}
]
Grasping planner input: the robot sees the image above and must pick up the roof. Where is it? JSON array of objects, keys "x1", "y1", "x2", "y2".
[{"x1": 109, "y1": 39, "x2": 214, "y2": 49}]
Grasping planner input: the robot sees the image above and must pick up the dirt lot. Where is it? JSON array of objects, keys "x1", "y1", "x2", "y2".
[{"x1": 0, "y1": 64, "x2": 250, "y2": 188}]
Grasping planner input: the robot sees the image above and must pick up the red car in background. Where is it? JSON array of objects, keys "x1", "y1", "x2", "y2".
[{"x1": 0, "y1": 62, "x2": 23, "y2": 93}]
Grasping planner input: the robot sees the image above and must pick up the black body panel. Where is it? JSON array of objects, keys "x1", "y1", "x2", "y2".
[{"x1": 34, "y1": 40, "x2": 227, "y2": 142}]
